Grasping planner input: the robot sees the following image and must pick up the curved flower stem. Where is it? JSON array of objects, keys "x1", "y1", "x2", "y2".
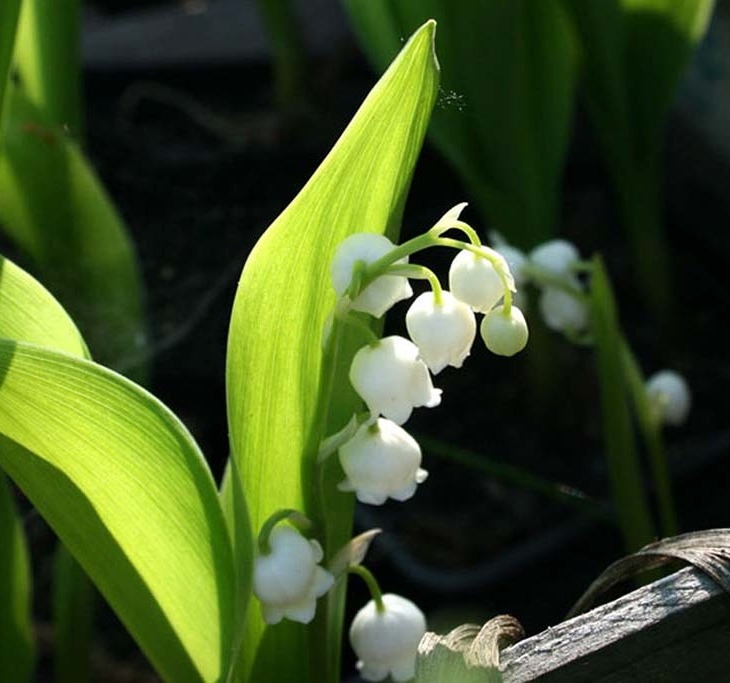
[
  {"x1": 348, "y1": 565, "x2": 385, "y2": 613},
  {"x1": 257, "y1": 509, "x2": 311, "y2": 554},
  {"x1": 386, "y1": 263, "x2": 443, "y2": 304}
]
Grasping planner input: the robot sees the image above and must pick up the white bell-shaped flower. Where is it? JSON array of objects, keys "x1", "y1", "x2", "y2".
[
  {"x1": 539, "y1": 285, "x2": 589, "y2": 332},
  {"x1": 646, "y1": 370, "x2": 691, "y2": 426},
  {"x1": 480, "y1": 305, "x2": 529, "y2": 356},
  {"x1": 331, "y1": 233, "x2": 413, "y2": 317},
  {"x1": 253, "y1": 525, "x2": 334, "y2": 625},
  {"x1": 350, "y1": 593, "x2": 427, "y2": 682},
  {"x1": 405, "y1": 291, "x2": 476, "y2": 374},
  {"x1": 448, "y1": 247, "x2": 513, "y2": 313},
  {"x1": 350, "y1": 336, "x2": 442, "y2": 425},
  {"x1": 496, "y1": 244, "x2": 529, "y2": 287},
  {"x1": 338, "y1": 418, "x2": 428, "y2": 505},
  {"x1": 529, "y1": 239, "x2": 580, "y2": 277}
]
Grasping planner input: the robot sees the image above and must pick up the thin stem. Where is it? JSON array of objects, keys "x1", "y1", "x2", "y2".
[
  {"x1": 257, "y1": 509, "x2": 311, "y2": 555},
  {"x1": 386, "y1": 263, "x2": 443, "y2": 304},
  {"x1": 348, "y1": 565, "x2": 385, "y2": 613}
]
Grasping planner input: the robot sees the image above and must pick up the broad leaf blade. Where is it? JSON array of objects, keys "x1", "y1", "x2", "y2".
[
  {"x1": 0, "y1": 1, "x2": 21, "y2": 130},
  {"x1": 0, "y1": 472, "x2": 34, "y2": 682},
  {"x1": 0, "y1": 342, "x2": 235, "y2": 683},
  {"x1": 226, "y1": 21, "x2": 439, "y2": 683}
]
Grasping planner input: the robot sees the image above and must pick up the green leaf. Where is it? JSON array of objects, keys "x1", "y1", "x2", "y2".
[
  {"x1": 590, "y1": 256, "x2": 655, "y2": 552},
  {"x1": 0, "y1": 472, "x2": 34, "y2": 683},
  {"x1": 0, "y1": 0, "x2": 21, "y2": 131},
  {"x1": 226, "y1": 20, "x2": 439, "y2": 683},
  {"x1": 0, "y1": 85, "x2": 145, "y2": 376},
  {"x1": 0, "y1": 253, "x2": 88, "y2": 357},
  {"x1": 343, "y1": 0, "x2": 576, "y2": 247},
  {"x1": 0, "y1": 342, "x2": 235, "y2": 683},
  {"x1": 560, "y1": 0, "x2": 713, "y2": 314},
  {"x1": 13, "y1": 0, "x2": 83, "y2": 137}
]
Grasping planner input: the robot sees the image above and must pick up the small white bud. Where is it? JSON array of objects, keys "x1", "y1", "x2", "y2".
[
  {"x1": 448, "y1": 248, "x2": 513, "y2": 313},
  {"x1": 330, "y1": 233, "x2": 413, "y2": 318},
  {"x1": 253, "y1": 526, "x2": 334, "y2": 625},
  {"x1": 350, "y1": 336, "x2": 442, "y2": 425},
  {"x1": 350, "y1": 593, "x2": 427, "y2": 682},
  {"x1": 529, "y1": 239, "x2": 580, "y2": 277},
  {"x1": 338, "y1": 419, "x2": 428, "y2": 505},
  {"x1": 646, "y1": 370, "x2": 691, "y2": 426},
  {"x1": 495, "y1": 244, "x2": 529, "y2": 286},
  {"x1": 433, "y1": 202, "x2": 468, "y2": 231},
  {"x1": 480, "y1": 305, "x2": 528, "y2": 356},
  {"x1": 405, "y1": 291, "x2": 476, "y2": 374},
  {"x1": 539, "y1": 285, "x2": 589, "y2": 333}
]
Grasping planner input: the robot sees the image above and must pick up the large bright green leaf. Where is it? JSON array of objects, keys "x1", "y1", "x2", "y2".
[
  {"x1": 343, "y1": 0, "x2": 576, "y2": 248},
  {"x1": 0, "y1": 342, "x2": 235, "y2": 683},
  {"x1": 226, "y1": 21, "x2": 439, "y2": 683},
  {"x1": 0, "y1": 472, "x2": 34, "y2": 682},
  {"x1": 0, "y1": 85, "x2": 145, "y2": 375}
]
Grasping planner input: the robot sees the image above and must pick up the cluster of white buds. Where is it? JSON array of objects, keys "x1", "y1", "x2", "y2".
[{"x1": 491, "y1": 235, "x2": 590, "y2": 337}]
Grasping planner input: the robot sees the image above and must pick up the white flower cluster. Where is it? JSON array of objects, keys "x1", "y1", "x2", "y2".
[
  {"x1": 492, "y1": 236, "x2": 589, "y2": 336},
  {"x1": 330, "y1": 206, "x2": 528, "y2": 509}
]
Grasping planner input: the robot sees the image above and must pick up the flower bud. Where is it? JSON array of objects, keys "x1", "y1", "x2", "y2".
[
  {"x1": 350, "y1": 336, "x2": 442, "y2": 425},
  {"x1": 350, "y1": 593, "x2": 427, "y2": 682},
  {"x1": 539, "y1": 285, "x2": 589, "y2": 333},
  {"x1": 480, "y1": 305, "x2": 528, "y2": 356},
  {"x1": 448, "y1": 248, "x2": 512, "y2": 313},
  {"x1": 529, "y1": 239, "x2": 580, "y2": 277},
  {"x1": 646, "y1": 370, "x2": 691, "y2": 426},
  {"x1": 405, "y1": 291, "x2": 476, "y2": 374},
  {"x1": 253, "y1": 525, "x2": 334, "y2": 625},
  {"x1": 331, "y1": 233, "x2": 413, "y2": 317},
  {"x1": 338, "y1": 419, "x2": 428, "y2": 505}
]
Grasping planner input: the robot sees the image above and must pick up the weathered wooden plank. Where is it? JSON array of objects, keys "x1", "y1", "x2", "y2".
[{"x1": 501, "y1": 566, "x2": 730, "y2": 682}]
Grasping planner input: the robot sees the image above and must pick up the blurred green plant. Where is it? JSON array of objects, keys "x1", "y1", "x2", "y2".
[
  {"x1": 342, "y1": 0, "x2": 576, "y2": 249},
  {"x1": 561, "y1": 0, "x2": 715, "y2": 317}
]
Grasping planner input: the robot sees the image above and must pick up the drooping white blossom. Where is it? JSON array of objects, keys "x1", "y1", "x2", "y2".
[
  {"x1": 448, "y1": 247, "x2": 513, "y2": 313},
  {"x1": 350, "y1": 336, "x2": 442, "y2": 425},
  {"x1": 405, "y1": 291, "x2": 476, "y2": 373},
  {"x1": 480, "y1": 305, "x2": 529, "y2": 357},
  {"x1": 330, "y1": 233, "x2": 413, "y2": 317},
  {"x1": 646, "y1": 370, "x2": 691, "y2": 426},
  {"x1": 529, "y1": 239, "x2": 580, "y2": 277},
  {"x1": 253, "y1": 525, "x2": 334, "y2": 625},
  {"x1": 350, "y1": 594, "x2": 427, "y2": 682},
  {"x1": 539, "y1": 285, "x2": 589, "y2": 333},
  {"x1": 338, "y1": 418, "x2": 428, "y2": 505}
]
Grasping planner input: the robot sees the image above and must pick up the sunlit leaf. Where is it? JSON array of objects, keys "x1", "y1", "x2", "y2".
[
  {"x1": 226, "y1": 21, "x2": 439, "y2": 683},
  {"x1": 0, "y1": 341, "x2": 235, "y2": 683},
  {"x1": 0, "y1": 472, "x2": 34, "y2": 683}
]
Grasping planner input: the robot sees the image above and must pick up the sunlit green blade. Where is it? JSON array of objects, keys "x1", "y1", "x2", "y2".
[
  {"x1": 0, "y1": 254, "x2": 88, "y2": 356},
  {"x1": 0, "y1": 85, "x2": 145, "y2": 376},
  {"x1": 0, "y1": 1, "x2": 21, "y2": 130},
  {"x1": 0, "y1": 342, "x2": 235, "y2": 683},
  {"x1": 13, "y1": 0, "x2": 83, "y2": 137},
  {"x1": 0, "y1": 473, "x2": 34, "y2": 682},
  {"x1": 590, "y1": 256, "x2": 655, "y2": 552},
  {"x1": 226, "y1": 21, "x2": 439, "y2": 683},
  {"x1": 344, "y1": 0, "x2": 576, "y2": 247}
]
